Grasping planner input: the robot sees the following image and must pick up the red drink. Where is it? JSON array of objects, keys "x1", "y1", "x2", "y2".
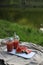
[
  {"x1": 13, "y1": 39, "x2": 19, "y2": 49},
  {"x1": 6, "y1": 42, "x2": 13, "y2": 52}
]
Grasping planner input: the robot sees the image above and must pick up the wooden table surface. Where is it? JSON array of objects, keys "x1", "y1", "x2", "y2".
[{"x1": 0, "y1": 41, "x2": 43, "y2": 65}]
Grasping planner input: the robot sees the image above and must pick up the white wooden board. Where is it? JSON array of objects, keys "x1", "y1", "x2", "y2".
[{"x1": 4, "y1": 49, "x2": 35, "y2": 59}]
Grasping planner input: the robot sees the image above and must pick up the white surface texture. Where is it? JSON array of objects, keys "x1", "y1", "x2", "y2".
[{"x1": 4, "y1": 49, "x2": 35, "y2": 59}]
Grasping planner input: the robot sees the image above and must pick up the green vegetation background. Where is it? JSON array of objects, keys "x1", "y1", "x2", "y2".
[{"x1": 0, "y1": 8, "x2": 43, "y2": 46}]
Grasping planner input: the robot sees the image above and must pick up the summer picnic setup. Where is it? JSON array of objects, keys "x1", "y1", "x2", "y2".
[
  {"x1": 0, "y1": 32, "x2": 43, "y2": 65},
  {"x1": 3, "y1": 32, "x2": 35, "y2": 59}
]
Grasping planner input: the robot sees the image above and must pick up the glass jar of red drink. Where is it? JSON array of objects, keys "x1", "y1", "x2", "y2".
[
  {"x1": 6, "y1": 41, "x2": 13, "y2": 52},
  {"x1": 13, "y1": 39, "x2": 19, "y2": 49}
]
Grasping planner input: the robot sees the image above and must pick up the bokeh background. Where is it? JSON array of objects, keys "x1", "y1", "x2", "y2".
[{"x1": 0, "y1": 0, "x2": 43, "y2": 46}]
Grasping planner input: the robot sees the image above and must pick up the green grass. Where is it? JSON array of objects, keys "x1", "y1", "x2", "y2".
[{"x1": 0, "y1": 19, "x2": 43, "y2": 46}]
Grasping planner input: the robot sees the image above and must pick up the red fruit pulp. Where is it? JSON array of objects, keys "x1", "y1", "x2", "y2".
[{"x1": 16, "y1": 45, "x2": 28, "y2": 53}]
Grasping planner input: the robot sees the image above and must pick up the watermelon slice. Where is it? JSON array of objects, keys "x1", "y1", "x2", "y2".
[
  {"x1": 25, "y1": 49, "x2": 32, "y2": 54},
  {"x1": 16, "y1": 45, "x2": 32, "y2": 54}
]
